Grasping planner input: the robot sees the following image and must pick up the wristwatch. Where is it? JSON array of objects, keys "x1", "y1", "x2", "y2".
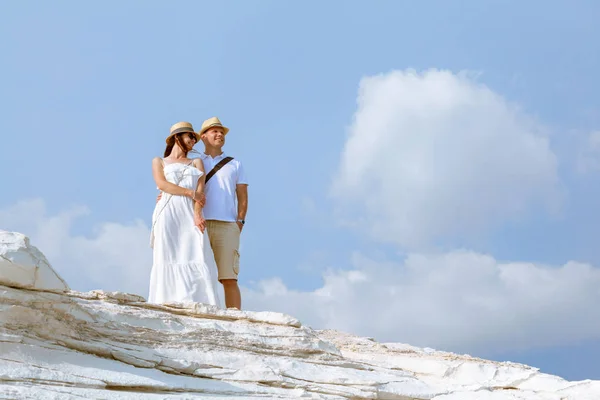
[{"x1": 237, "y1": 219, "x2": 245, "y2": 225}]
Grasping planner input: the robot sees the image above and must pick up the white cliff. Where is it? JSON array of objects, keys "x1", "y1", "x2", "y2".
[{"x1": 0, "y1": 230, "x2": 598, "y2": 399}]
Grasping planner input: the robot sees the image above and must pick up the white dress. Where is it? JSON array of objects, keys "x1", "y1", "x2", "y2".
[{"x1": 148, "y1": 160, "x2": 221, "y2": 306}]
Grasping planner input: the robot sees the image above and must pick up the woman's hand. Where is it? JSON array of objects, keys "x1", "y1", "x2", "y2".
[
  {"x1": 194, "y1": 192, "x2": 206, "y2": 208},
  {"x1": 189, "y1": 190, "x2": 206, "y2": 207},
  {"x1": 194, "y1": 213, "x2": 206, "y2": 233}
]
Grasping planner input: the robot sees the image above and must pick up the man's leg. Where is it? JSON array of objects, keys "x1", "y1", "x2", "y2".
[
  {"x1": 206, "y1": 220, "x2": 242, "y2": 309},
  {"x1": 221, "y1": 279, "x2": 241, "y2": 309}
]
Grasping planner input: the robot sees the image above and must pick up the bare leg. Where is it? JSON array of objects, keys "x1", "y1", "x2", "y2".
[{"x1": 221, "y1": 279, "x2": 241, "y2": 310}]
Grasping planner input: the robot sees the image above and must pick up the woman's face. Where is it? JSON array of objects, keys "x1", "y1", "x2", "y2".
[{"x1": 179, "y1": 132, "x2": 197, "y2": 150}]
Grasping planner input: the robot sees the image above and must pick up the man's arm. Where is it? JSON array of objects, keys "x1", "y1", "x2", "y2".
[{"x1": 236, "y1": 184, "x2": 248, "y2": 231}]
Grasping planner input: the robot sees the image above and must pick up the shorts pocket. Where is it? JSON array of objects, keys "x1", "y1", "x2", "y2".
[
  {"x1": 233, "y1": 249, "x2": 240, "y2": 275},
  {"x1": 234, "y1": 221, "x2": 242, "y2": 233}
]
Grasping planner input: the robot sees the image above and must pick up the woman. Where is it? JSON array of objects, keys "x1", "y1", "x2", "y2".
[{"x1": 148, "y1": 121, "x2": 221, "y2": 306}]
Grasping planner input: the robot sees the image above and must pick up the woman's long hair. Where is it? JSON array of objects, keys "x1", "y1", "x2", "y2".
[{"x1": 164, "y1": 133, "x2": 193, "y2": 157}]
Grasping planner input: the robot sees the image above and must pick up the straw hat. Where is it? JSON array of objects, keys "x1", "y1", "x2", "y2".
[
  {"x1": 166, "y1": 121, "x2": 201, "y2": 144},
  {"x1": 198, "y1": 116, "x2": 229, "y2": 136}
]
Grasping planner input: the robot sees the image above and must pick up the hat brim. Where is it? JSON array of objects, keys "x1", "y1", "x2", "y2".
[
  {"x1": 166, "y1": 130, "x2": 201, "y2": 144},
  {"x1": 199, "y1": 123, "x2": 229, "y2": 136}
]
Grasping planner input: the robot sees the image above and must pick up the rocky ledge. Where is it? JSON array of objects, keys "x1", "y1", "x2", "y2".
[{"x1": 1, "y1": 230, "x2": 599, "y2": 399}]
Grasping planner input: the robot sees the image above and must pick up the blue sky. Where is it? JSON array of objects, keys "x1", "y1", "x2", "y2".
[{"x1": 1, "y1": 0, "x2": 600, "y2": 381}]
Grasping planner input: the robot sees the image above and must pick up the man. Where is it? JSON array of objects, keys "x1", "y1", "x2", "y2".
[
  {"x1": 155, "y1": 116, "x2": 248, "y2": 310},
  {"x1": 197, "y1": 117, "x2": 248, "y2": 310}
]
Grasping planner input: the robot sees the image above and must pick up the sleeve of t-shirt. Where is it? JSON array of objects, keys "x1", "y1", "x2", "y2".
[{"x1": 236, "y1": 161, "x2": 249, "y2": 185}]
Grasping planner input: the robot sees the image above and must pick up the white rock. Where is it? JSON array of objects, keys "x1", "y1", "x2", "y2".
[
  {"x1": 1, "y1": 230, "x2": 599, "y2": 399},
  {"x1": 0, "y1": 230, "x2": 69, "y2": 291}
]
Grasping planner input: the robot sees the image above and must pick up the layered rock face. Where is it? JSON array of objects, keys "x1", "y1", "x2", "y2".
[{"x1": 0, "y1": 230, "x2": 598, "y2": 399}]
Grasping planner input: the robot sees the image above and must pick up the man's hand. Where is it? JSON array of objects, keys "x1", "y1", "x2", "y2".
[
  {"x1": 236, "y1": 221, "x2": 244, "y2": 232},
  {"x1": 194, "y1": 213, "x2": 206, "y2": 233}
]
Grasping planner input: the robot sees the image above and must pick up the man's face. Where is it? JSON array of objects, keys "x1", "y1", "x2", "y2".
[{"x1": 202, "y1": 127, "x2": 226, "y2": 147}]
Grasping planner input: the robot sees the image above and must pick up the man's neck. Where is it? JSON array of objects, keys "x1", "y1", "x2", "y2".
[{"x1": 204, "y1": 146, "x2": 224, "y2": 158}]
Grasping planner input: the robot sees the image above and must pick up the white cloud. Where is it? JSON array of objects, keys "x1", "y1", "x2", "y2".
[
  {"x1": 0, "y1": 199, "x2": 152, "y2": 297},
  {"x1": 245, "y1": 251, "x2": 600, "y2": 355},
  {"x1": 331, "y1": 69, "x2": 561, "y2": 249},
  {"x1": 576, "y1": 130, "x2": 600, "y2": 173}
]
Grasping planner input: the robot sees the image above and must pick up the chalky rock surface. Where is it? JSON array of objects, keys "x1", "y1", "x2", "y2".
[
  {"x1": 1, "y1": 230, "x2": 599, "y2": 399},
  {"x1": 0, "y1": 231, "x2": 69, "y2": 292}
]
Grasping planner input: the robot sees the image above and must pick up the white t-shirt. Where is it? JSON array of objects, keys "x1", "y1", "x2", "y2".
[{"x1": 200, "y1": 153, "x2": 248, "y2": 222}]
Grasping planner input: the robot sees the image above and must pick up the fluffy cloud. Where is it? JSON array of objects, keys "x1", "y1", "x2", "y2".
[
  {"x1": 244, "y1": 251, "x2": 600, "y2": 355},
  {"x1": 0, "y1": 199, "x2": 152, "y2": 296},
  {"x1": 331, "y1": 69, "x2": 562, "y2": 249}
]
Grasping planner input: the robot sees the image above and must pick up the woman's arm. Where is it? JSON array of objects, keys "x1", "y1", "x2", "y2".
[
  {"x1": 152, "y1": 157, "x2": 195, "y2": 198},
  {"x1": 193, "y1": 158, "x2": 206, "y2": 216},
  {"x1": 192, "y1": 158, "x2": 206, "y2": 232}
]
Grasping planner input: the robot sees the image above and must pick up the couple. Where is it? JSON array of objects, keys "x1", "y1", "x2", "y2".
[{"x1": 148, "y1": 116, "x2": 248, "y2": 310}]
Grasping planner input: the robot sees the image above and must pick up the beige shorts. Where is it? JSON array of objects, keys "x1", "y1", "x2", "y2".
[{"x1": 206, "y1": 220, "x2": 241, "y2": 281}]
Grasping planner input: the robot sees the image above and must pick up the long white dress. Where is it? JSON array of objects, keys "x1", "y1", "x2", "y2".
[{"x1": 148, "y1": 160, "x2": 221, "y2": 306}]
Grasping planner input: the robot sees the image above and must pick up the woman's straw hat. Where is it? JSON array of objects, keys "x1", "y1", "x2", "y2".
[
  {"x1": 198, "y1": 116, "x2": 229, "y2": 136},
  {"x1": 166, "y1": 121, "x2": 201, "y2": 144}
]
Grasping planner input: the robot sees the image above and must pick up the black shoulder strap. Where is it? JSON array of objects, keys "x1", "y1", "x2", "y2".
[{"x1": 205, "y1": 157, "x2": 234, "y2": 184}]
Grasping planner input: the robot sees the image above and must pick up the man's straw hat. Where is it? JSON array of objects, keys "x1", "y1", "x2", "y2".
[
  {"x1": 198, "y1": 116, "x2": 229, "y2": 136},
  {"x1": 166, "y1": 121, "x2": 201, "y2": 144}
]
